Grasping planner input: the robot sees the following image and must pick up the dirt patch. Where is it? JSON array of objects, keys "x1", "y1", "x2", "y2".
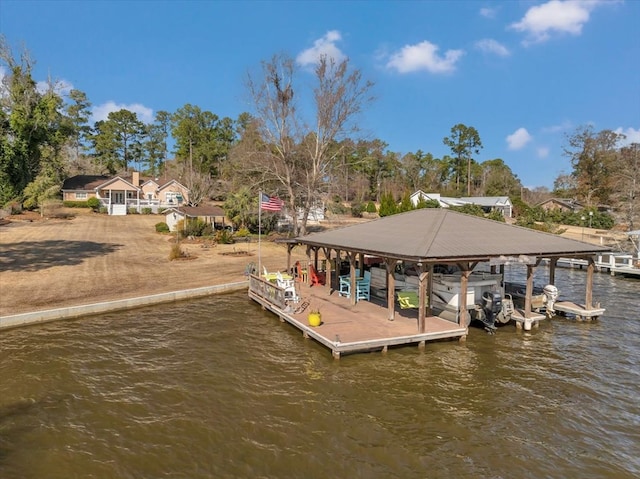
[
  {"x1": 219, "y1": 251, "x2": 252, "y2": 257},
  {"x1": 0, "y1": 214, "x2": 307, "y2": 316}
]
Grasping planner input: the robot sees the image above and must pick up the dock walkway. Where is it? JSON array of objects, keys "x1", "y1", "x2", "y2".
[{"x1": 249, "y1": 281, "x2": 467, "y2": 358}]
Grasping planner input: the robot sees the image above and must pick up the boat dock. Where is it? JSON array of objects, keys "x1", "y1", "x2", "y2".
[
  {"x1": 552, "y1": 252, "x2": 640, "y2": 278},
  {"x1": 553, "y1": 301, "x2": 607, "y2": 320},
  {"x1": 249, "y1": 276, "x2": 467, "y2": 358},
  {"x1": 510, "y1": 309, "x2": 545, "y2": 330}
]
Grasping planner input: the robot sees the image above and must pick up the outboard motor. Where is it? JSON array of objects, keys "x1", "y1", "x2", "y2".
[
  {"x1": 543, "y1": 284, "x2": 559, "y2": 318},
  {"x1": 481, "y1": 291, "x2": 502, "y2": 333}
]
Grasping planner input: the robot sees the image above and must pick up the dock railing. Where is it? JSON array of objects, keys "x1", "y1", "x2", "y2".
[{"x1": 248, "y1": 274, "x2": 287, "y2": 310}]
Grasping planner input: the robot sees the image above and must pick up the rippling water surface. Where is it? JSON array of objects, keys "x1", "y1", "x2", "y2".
[{"x1": 1, "y1": 267, "x2": 638, "y2": 478}]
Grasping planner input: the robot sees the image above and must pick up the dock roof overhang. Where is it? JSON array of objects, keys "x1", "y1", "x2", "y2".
[{"x1": 294, "y1": 209, "x2": 609, "y2": 264}]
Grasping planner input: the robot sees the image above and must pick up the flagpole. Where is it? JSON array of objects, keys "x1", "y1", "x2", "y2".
[{"x1": 258, "y1": 190, "x2": 262, "y2": 276}]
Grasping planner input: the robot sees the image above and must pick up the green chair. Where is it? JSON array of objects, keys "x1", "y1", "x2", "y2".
[{"x1": 397, "y1": 291, "x2": 419, "y2": 309}]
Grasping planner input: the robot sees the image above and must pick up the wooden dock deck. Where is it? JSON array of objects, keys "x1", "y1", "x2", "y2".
[
  {"x1": 553, "y1": 301, "x2": 606, "y2": 320},
  {"x1": 249, "y1": 281, "x2": 467, "y2": 358},
  {"x1": 510, "y1": 309, "x2": 546, "y2": 330}
]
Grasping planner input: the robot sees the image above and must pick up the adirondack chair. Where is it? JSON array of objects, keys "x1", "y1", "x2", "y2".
[
  {"x1": 309, "y1": 264, "x2": 326, "y2": 286},
  {"x1": 356, "y1": 270, "x2": 371, "y2": 301},
  {"x1": 397, "y1": 290, "x2": 420, "y2": 309},
  {"x1": 339, "y1": 275, "x2": 351, "y2": 297},
  {"x1": 276, "y1": 272, "x2": 299, "y2": 303}
]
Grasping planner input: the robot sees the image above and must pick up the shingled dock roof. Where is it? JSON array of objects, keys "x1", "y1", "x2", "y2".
[{"x1": 295, "y1": 208, "x2": 609, "y2": 263}]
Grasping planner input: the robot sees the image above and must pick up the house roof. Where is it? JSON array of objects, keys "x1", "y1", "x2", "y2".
[
  {"x1": 295, "y1": 209, "x2": 609, "y2": 263},
  {"x1": 165, "y1": 206, "x2": 225, "y2": 218},
  {"x1": 139, "y1": 177, "x2": 186, "y2": 189},
  {"x1": 537, "y1": 198, "x2": 583, "y2": 209},
  {"x1": 410, "y1": 191, "x2": 511, "y2": 208},
  {"x1": 61, "y1": 175, "x2": 111, "y2": 190}
]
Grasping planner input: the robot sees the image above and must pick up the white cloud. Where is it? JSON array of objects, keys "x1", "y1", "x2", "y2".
[
  {"x1": 510, "y1": 0, "x2": 609, "y2": 45},
  {"x1": 1, "y1": 68, "x2": 75, "y2": 99},
  {"x1": 615, "y1": 127, "x2": 640, "y2": 145},
  {"x1": 537, "y1": 146, "x2": 550, "y2": 158},
  {"x1": 0, "y1": 67, "x2": 6, "y2": 98},
  {"x1": 36, "y1": 78, "x2": 74, "y2": 96},
  {"x1": 296, "y1": 30, "x2": 346, "y2": 66},
  {"x1": 91, "y1": 101, "x2": 154, "y2": 125},
  {"x1": 542, "y1": 120, "x2": 573, "y2": 133},
  {"x1": 480, "y1": 7, "x2": 497, "y2": 19},
  {"x1": 506, "y1": 127, "x2": 532, "y2": 150},
  {"x1": 386, "y1": 41, "x2": 464, "y2": 74},
  {"x1": 475, "y1": 38, "x2": 510, "y2": 57}
]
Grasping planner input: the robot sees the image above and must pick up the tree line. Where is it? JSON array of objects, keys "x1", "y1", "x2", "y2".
[{"x1": 1, "y1": 35, "x2": 638, "y2": 232}]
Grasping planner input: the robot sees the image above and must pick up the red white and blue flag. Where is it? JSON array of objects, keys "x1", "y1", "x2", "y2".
[{"x1": 260, "y1": 193, "x2": 284, "y2": 211}]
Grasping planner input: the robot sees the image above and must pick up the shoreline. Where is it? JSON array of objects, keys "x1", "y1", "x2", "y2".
[{"x1": 0, "y1": 281, "x2": 249, "y2": 331}]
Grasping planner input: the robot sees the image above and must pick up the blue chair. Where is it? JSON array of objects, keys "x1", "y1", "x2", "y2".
[{"x1": 356, "y1": 270, "x2": 371, "y2": 301}]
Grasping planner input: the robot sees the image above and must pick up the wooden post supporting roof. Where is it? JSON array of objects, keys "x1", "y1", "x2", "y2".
[
  {"x1": 586, "y1": 257, "x2": 594, "y2": 309},
  {"x1": 426, "y1": 263, "x2": 433, "y2": 317},
  {"x1": 286, "y1": 243, "x2": 295, "y2": 273},
  {"x1": 322, "y1": 247, "x2": 332, "y2": 293},
  {"x1": 457, "y1": 262, "x2": 472, "y2": 327},
  {"x1": 305, "y1": 246, "x2": 312, "y2": 286},
  {"x1": 335, "y1": 249, "x2": 341, "y2": 291},
  {"x1": 385, "y1": 258, "x2": 396, "y2": 321},
  {"x1": 348, "y1": 252, "x2": 357, "y2": 306},
  {"x1": 549, "y1": 257, "x2": 558, "y2": 285},
  {"x1": 525, "y1": 264, "x2": 535, "y2": 318},
  {"x1": 418, "y1": 270, "x2": 428, "y2": 333}
]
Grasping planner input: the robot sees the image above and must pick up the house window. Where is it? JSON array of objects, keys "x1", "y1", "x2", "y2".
[{"x1": 76, "y1": 192, "x2": 87, "y2": 200}]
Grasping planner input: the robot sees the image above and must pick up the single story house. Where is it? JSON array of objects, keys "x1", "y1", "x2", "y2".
[
  {"x1": 62, "y1": 172, "x2": 190, "y2": 215},
  {"x1": 537, "y1": 198, "x2": 584, "y2": 213},
  {"x1": 165, "y1": 205, "x2": 227, "y2": 232},
  {"x1": 410, "y1": 191, "x2": 513, "y2": 217}
]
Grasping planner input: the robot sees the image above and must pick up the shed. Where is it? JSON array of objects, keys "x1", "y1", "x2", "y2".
[{"x1": 165, "y1": 205, "x2": 227, "y2": 232}]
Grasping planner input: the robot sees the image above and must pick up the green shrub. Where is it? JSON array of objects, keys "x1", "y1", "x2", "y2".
[
  {"x1": 450, "y1": 204, "x2": 484, "y2": 217},
  {"x1": 415, "y1": 197, "x2": 440, "y2": 209},
  {"x1": 215, "y1": 229, "x2": 235, "y2": 244},
  {"x1": 366, "y1": 201, "x2": 377, "y2": 213},
  {"x1": 87, "y1": 197, "x2": 100, "y2": 211},
  {"x1": 98, "y1": 206, "x2": 108, "y2": 214},
  {"x1": 236, "y1": 226, "x2": 250, "y2": 237},
  {"x1": 155, "y1": 222, "x2": 170, "y2": 233},
  {"x1": 327, "y1": 201, "x2": 348, "y2": 215},
  {"x1": 378, "y1": 192, "x2": 398, "y2": 217},
  {"x1": 142, "y1": 207, "x2": 152, "y2": 215},
  {"x1": 128, "y1": 207, "x2": 139, "y2": 214},
  {"x1": 63, "y1": 200, "x2": 89, "y2": 208},
  {"x1": 350, "y1": 201, "x2": 364, "y2": 218},
  {"x1": 487, "y1": 210, "x2": 506, "y2": 222},
  {"x1": 201, "y1": 223, "x2": 214, "y2": 236}
]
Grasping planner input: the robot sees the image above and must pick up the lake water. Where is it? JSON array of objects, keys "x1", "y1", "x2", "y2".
[{"x1": 1, "y1": 266, "x2": 638, "y2": 478}]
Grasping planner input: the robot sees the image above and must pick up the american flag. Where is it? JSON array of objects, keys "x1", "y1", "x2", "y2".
[{"x1": 260, "y1": 193, "x2": 284, "y2": 211}]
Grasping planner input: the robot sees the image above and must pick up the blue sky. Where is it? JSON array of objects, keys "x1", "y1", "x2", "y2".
[{"x1": 1, "y1": 0, "x2": 639, "y2": 189}]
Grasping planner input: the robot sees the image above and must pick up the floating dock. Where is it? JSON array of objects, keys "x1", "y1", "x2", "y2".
[{"x1": 553, "y1": 301, "x2": 606, "y2": 320}]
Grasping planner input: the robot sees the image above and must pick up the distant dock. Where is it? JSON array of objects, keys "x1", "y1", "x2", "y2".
[{"x1": 550, "y1": 252, "x2": 640, "y2": 279}]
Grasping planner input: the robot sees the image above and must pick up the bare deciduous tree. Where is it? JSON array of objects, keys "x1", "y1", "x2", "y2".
[{"x1": 233, "y1": 53, "x2": 374, "y2": 235}]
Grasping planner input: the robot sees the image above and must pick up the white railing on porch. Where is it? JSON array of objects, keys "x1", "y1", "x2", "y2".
[{"x1": 99, "y1": 199, "x2": 185, "y2": 214}]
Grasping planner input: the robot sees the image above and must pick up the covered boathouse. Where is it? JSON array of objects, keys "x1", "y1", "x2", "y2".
[{"x1": 248, "y1": 209, "x2": 610, "y2": 358}]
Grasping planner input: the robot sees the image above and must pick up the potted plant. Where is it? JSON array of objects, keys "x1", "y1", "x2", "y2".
[{"x1": 308, "y1": 308, "x2": 322, "y2": 327}]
